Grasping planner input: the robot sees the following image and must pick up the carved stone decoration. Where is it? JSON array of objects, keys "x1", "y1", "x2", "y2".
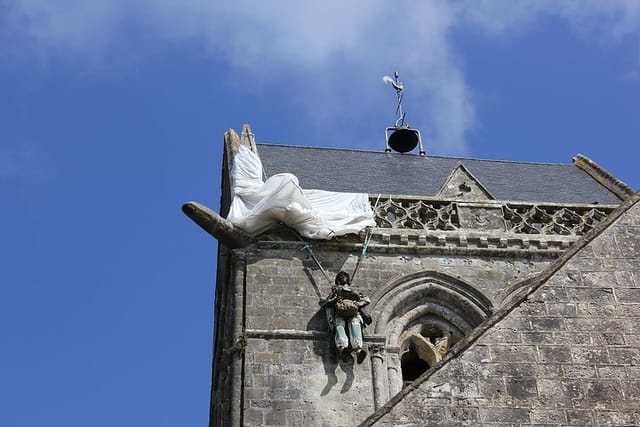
[
  {"x1": 400, "y1": 332, "x2": 450, "y2": 368},
  {"x1": 181, "y1": 201, "x2": 254, "y2": 248},
  {"x1": 503, "y1": 204, "x2": 610, "y2": 235},
  {"x1": 457, "y1": 203, "x2": 506, "y2": 231},
  {"x1": 374, "y1": 198, "x2": 459, "y2": 230},
  {"x1": 436, "y1": 163, "x2": 494, "y2": 201},
  {"x1": 370, "y1": 195, "x2": 615, "y2": 237}
]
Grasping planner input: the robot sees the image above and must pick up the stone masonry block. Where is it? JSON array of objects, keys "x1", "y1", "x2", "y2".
[
  {"x1": 582, "y1": 271, "x2": 618, "y2": 287},
  {"x1": 571, "y1": 347, "x2": 610, "y2": 365},
  {"x1": 480, "y1": 407, "x2": 530, "y2": 423},
  {"x1": 537, "y1": 379, "x2": 584, "y2": 401},
  {"x1": 254, "y1": 352, "x2": 281, "y2": 364},
  {"x1": 565, "y1": 317, "x2": 634, "y2": 334},
  {"x1": 535, "y1": 284, "x2": 570, "y2": 302},
  {"x1": 590, "y1": 233, "x2": 621, "y2": 258},
  {"x1": 546, "y1": 302, "x2": 577, "y2": 316},
  {"x1": 478, "y1": 377, "x2": 506, "y2": 397},
  {"x1": 521, "y1": 331, "x2": 554, "y2": 345},
  {"x1": 484, "y1": 327, "x2": 522, "y2": 344},
  {"x1": 626, "y1": 365, "x2": 640, "y2": 379},
  {"x1": 263, "y1": 409, "x2": 287, "y2": 426},
  {"x1": 459, "y1": 344, "x2": 491, "y2": 364},
  {"x1": 553, "y1": 331, "x2": 591, "y2": 345},
  {"x1": 623, "y1": 380, "x2": 640, "y2": 399},
  {"x1": 616, "y1": 229, "x2": 640, "y2": 258},
  {"x1": 601, "y1": 257, "x2": 639, "y2": 272},
  {"x1": 446, "y1": 406, "x2": 480, "y2": 424},
  {"x1": 618, "y1": 207, "x2": 640, "y2": 225},
  {"x1": 271, "y1": 400, "x2": 297, "y2": 411},
  {"x1": 480, "y1": 362, "x2": 535, "y2": 379},
  {"x1": 584, "y1": 379, "x2": 624, "y2": 401},
  {"x1": 265, "y1": 388, "x2": 302, "y2": 400},
  {"x1": 280, "y1": 352, "x2": 304, "y2": 365},
  {"x1": 608, "y1": 347, "x2": 640, "y2": 365},
  {"x1": 615, "y1": 288, "x2": 640, "y2": 303},
  {"x1": 490, "y1": 345, "x2": 538, "y2": 363},
  {"x1": 245, "y1": 387, "x2": 266, "y2": 400},
  {"x1": 617, "y1": 303, "x2": 640, "y2": 318},
  {"x1": 597, "y1": 366, "x2": 627, "y2": 379},
  {"x1": 576, "y1": 302, "x2": 618, "y2": 316},
  {"x1": 626, "y1": 333, "x2": 640, "y2": 346},
  {"x1": 534, "y1": 363, "x2": 563, "y2": 379},
  {"x1": 538, "y1": 345, "x2": 572, "y2": 363},
  {"x1": 285, "y1": 411, "x2": 304, "y2": 426},
  {"x1": 565, "y1": 409, "x2": 594, "y2": 425},
  {"x1": 266, "y1": 341, "x2": 288, "y2": 353},
  {"x1": 505, "y1": 377, "x2": 537, "y2": 399},
  {"x1": 595, "y1": 410, "x2": 640, "y2": 426},
  {"x1": 563, "y1": 364, "x2": 597, "y2": 379},
  {"x1": 498, "y1": 316, "x2": 532, "y2": 331},
  {"x1": 530, "y1": 316, "x2": 565, "y2": 331},
  {"x1": 244, "y1": 408, "x2": 265, "y2": 426},
  {"x1": 566, "y1": 286, "x2": 615, "y2": 303},
  {"x1": 565, "y1": 256, "x2": 604, "y2": 271},
  {"x1": 615, "y1": 270, "x2": 636, "y2": 287},
  {"x1": 518, "y1": 302, "x2": 547, "y2": 316},
  {"x1": 249, "y1": 399, "x2": 272, "y2": 409},
  {"x1": 529, "y1": 408, "x2": 567, "y2": 424}
]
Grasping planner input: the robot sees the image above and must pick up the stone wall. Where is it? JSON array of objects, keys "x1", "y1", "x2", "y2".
[
  {"x1": 235, "y1": 245, "x2": 558, "y2": 425},
  {"x1": 242, "y1": 336, "x2": 373, "y2": 426},
  {"x1": 245, "y1": 249, "x2": 552, "y2": 331},
  {"x1": 364, "y1": 196, "x2": 640, "y2": 426}
]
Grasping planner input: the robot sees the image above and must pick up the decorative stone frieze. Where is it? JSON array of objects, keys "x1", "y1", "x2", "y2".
[
  {"x1": 374, "y1": 197, "x2": 458, "y2": 230},
  {"x1": 371, "y1": 195, "x2": 615, "y2": 237}
]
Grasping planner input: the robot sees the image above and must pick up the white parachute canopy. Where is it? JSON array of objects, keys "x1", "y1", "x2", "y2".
[{"x1": 227, "y1": 146, "x2": 376, "y2": 239}]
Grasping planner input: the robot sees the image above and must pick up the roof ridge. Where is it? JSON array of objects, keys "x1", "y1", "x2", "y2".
[
  {"x1": 359, "y1": 192, "x2": 640, "y2": 427},
  {"x1": 256, "y1": 142, "x2": 574, "y2": 166}
]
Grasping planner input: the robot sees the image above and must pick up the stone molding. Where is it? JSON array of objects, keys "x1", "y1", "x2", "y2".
[
  {"x1": 255, "y1": 231, "x2": 578, "y2": 258},
  {"x1": 573, "y1": 153, "x2": 635, "y2": 200},
  {"x1": 247, "y1": 196, "x2": 615, "y2": 257},
  {"x1": 245, "y1": 328, "x2": 386, "y2": 343}
]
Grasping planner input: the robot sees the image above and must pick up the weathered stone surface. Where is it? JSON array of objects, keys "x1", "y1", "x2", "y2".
[
  {"x1": 205, "y1": 131, "x2": 639, "y2": 426},
  {"x1": 364, "y1": 196, "x2": 640, "y2": 426},
  {"x1": 244, "y1": 337, "x2": 374, "y2": 426}
]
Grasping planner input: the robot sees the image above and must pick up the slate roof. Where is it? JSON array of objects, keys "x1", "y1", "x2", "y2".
[{"x1": 256, "y1": 144, "x2": 622, "y2": 204}]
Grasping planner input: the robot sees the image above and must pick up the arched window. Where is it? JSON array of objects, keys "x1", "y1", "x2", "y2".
[
  {"x1": 368, "y1": 271, "x2": 493, "y2": 404},
  {"x1": 401, "y1": 342, "x2": 429, "y2": 382}
]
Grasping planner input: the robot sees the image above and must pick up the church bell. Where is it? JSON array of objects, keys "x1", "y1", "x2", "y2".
[{"x1": 385, "y1": 126, "x2": 423, "y2": 154}]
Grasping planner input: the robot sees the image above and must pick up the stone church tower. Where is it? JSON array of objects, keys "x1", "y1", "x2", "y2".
[{"x1": 183, "y1": 124, "x2": 639, "y2": 426}]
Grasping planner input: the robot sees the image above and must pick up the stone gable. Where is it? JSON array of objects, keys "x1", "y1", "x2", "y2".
[{"x1": 363, "y1": 195, "x2": 640, "y2": 426}]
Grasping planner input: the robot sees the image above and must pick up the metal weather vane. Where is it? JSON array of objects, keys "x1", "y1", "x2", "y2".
[
  {"x1": 383, "y1": 71, "x2": 407, "y2": 127},
  {"x1": 383, "y1": 71, "x2": 425, "y2": 155}
]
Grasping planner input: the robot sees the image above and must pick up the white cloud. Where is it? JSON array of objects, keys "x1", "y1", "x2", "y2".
[
  {"x1": 1, "y1": 0, "x2": 122, "y2": 63},
  {"x1": 459, "y1": 0, "x2": 640, "y2": 41},
  {"x1": 2, "y1": 0, "x2": 639, "y2": 155}
]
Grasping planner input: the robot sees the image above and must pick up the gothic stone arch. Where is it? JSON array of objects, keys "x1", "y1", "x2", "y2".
[{"x1": 368, "y1": 271, "x2": 493, "y2": 408}]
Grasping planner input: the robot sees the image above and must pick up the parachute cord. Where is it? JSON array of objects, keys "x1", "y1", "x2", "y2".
[{"x1": 291, "y1": 230, "x2": 334, "y2": 287}]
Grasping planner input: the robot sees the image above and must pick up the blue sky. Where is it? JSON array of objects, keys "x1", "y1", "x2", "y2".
[{"x1": 1, "y1": 2, "x2": 638, "y2": 426}]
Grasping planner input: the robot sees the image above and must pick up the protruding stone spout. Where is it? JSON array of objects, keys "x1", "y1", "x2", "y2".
[{"x1": 182, "y1": 201, "x2": 253, "y2": 248}]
